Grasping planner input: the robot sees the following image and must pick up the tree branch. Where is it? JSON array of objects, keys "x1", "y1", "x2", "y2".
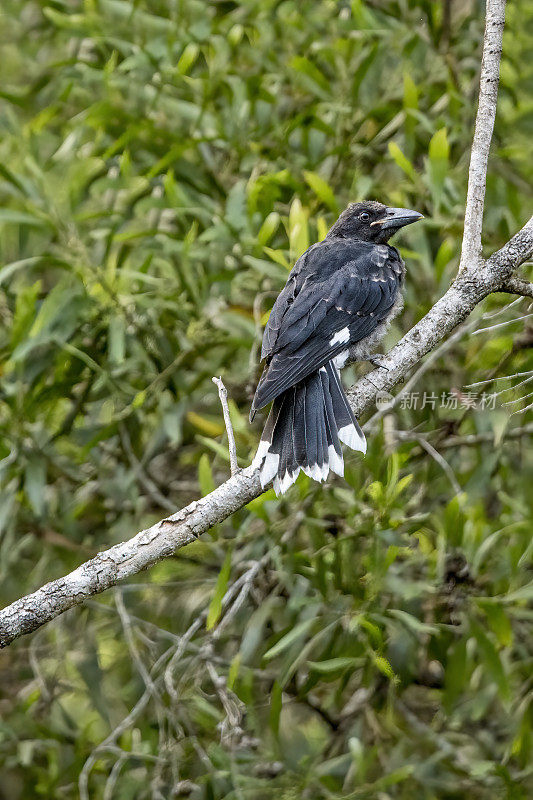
[
  {"x1": 458, "y1": 0, "x2": 505, "y2": 273},
  {"x1": 2, "y1": 218, "x2": 532, "y2": 649},
  {"x1": 3, "y1": 0, "x2": 532, "y2": 650},
  {"x1": 500, "y1": 275, "x2": 533, "y2": 299}
]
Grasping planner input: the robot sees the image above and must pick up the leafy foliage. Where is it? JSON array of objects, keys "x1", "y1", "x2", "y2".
[{"x1": 0, "y1": 0, "x2": 532, "y2": 798}]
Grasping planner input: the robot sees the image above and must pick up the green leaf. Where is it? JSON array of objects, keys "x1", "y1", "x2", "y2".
[
  {"x1": 500, "y1": 582, "x2": 533, "y2": 604},
  {"x1": 11, "y1": 281, "x2": 41, "y2": 347},
  {"x1": 197, "y1": 435, "x2": 239, "y2": 464},
  {"x1": 198, "y1": 453, "x2": 215, "y2": 496},
  {"x1": 108, "y1": 316, "x2": 125, "y2": 364},
  {"x1": 177, "y1": 42, "x2": 200, "y2": 74},
  {"x1": 187, "y1": 412, "x2": 224, "y2": 437},
  {"x1": 316, "y1": 216, "x2": 329, "y2": 241},
  {"x1": 257, "y1": 212, "x2": 280, "y2": 245},
  {"x1": 470, "y1": 618, "x2": 510, "y2": 703},
  {"x1": 388, "y1": 142, "x2": 415, "y2": 180},
  {"x1": 24, "y1": 456, "x2": 47, "y2": 517},
  {"x1": 434, "y1": 237, "x2": 456, "y2": 280},
  {"x1": 372, "y1": 654, "x2": 397, "y2": 682},
  {"x1": 227, "y1": 653, "x2": 241, "y2": 691},
  {"x1": 303, "y1": 171, "x2": 338, "y2": 213},
  {"x1": 307, "y1": 657, "x2": 358, "y2": 674},
  {"x1": 476, "y1": 600, "x2": 513, "y2": 647},
  {"x1": 0, "y1": 209, "x2": 50, "y2": 227},
  {"x1": 206, "y1": 548, "x2": 232, "y2": 631},
  {"x1": 389, "y1": 608, "x2": 439, "y2": 636},
  {"x1": 263, "y1": 617, "x2": 316, "y2": 661},
  {"x1": 132, "y1": 390, "x2": 147, "y2": 409},
  {"x1": 0, "y1": 257, "x2": 50, "y2": 287},
  {"x1": 288, "y1": 197, "x2": 309, "y2": 260},
  {"x1": 225, "y1": 180, "x2": 248, "y2": 231},
  {"x1": 428, "y1": 127, "x2": 449, "y2": 205},
  {"x1": 262, "y1": 247, "x2": 290, "y2": 269},
  {"x1": 29, "y1": 276, "x2": 83, "y2": 338},
  {"x1": 445, "y1": 637, "x2": 467, "y2": 710},
  {"x1": 289, "y1": 56, "x2": 329, "y2": 97},
  {"x1": 269, "y1": 680, "x2": 282, "y2": 737},
  {"x1": 366, "y1": 481, "x2": 384, "y2": 502},
  {"x1": 403, "y1": 73, "x2": 418, "y2": 111},
  {"x1": 429, "y1": 127, "x2": 450, "y2": 162}
]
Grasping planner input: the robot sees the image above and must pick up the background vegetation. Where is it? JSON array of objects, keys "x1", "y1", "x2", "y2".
[{"x1": 0, "y1": 0, "x2": 532, "y2": 797}]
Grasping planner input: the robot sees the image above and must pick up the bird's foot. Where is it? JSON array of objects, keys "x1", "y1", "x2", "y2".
[{"x1": 367, "y1": 355, "x2": 389, "y2": 371}]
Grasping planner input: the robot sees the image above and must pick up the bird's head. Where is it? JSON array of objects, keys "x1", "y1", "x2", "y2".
[{"x1": 328, "y1": 201, "x2": 423, "y2": 243}]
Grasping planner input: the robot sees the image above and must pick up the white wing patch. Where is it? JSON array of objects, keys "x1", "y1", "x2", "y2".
[
  {"x1": 333, "y1": 350, "x2": 349, "y2": 369},
  {"x1": 251, "y1": 438, "x2": 280, "y2": 488},
  {"x1": 338, "y1": 423, "x2": 367, "y2": 453},
  {"x1": 329, "y1": 326, "x2": 350, "y2": 346}
]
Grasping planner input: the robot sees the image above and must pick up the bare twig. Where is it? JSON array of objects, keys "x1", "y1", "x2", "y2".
[
  {"x1": 458, "y1": 0, "x2": 505, "y2": 273},
  {"x1": 409, "y1": 433, "x2": 462, "y2": 495},
  {"x1": 364, "y1": 294, "x2": 525, "y2": 432},
  {"x1": 472, "y1": 311, "x2": 533, "y2": 335},
  {"x1": 115, "y1": 591, "x2": 160, "y2": 700},
  {"x1": 119, "y1": 423, "x2": 175, "y2": 512},
  {"x1": 79, "y1": 644, "x2": 175, "y2": 799},
  {"x1": 397, "y1": 423, "x2": 533, "y2": 449},
  {"x1": 212, "y1": 376, "x2": 239, "y2": 476},
  {"x1": 163, "y1": 556, "x2": 268, "y2": 703},
  {"x1": 466, "y1": 370, "x2": 533, "y2": 389}
]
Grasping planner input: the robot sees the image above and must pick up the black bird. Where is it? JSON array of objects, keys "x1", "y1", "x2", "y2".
[{"x1": 250, "y1": 200, "x2": 423, "y2": 494}]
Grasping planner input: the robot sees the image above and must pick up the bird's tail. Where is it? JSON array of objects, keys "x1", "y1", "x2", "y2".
[{"x1": 251, "y1": 361, "x2": 366, "y2": 495}]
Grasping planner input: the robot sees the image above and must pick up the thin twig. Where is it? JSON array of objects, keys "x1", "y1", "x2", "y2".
[
  {"x1": 212, "y1": 376, "x2": 239, "y2": 476},
  {"x1": 366, "y1": 298, "x2": 531, "y2": 430},
  {"x1": 79, "y1": 644, "x2": 175, "y2": 800},
  {"x1": 115, "y1": 591, "x2": 160, "y2": 700},
  {"x1": 466, "y1": 370, "x2": 533, "y2": 388},
  {"x1": 502, "y1": 388, "x2": 533, "y2": 406},
  {"x1": 472, "y1": 311, "x2": 533, "y2": 335},
  {"x1": 119, "y1": 423, "x2": 175, "y2": 512},
  {"x1": 409, "y1": 433, "x2": 462, "y2": 496},
  {"x1": 397, "y1": 422, "x2": 533, "y2": 449}
]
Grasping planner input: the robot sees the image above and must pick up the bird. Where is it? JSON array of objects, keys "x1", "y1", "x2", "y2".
[{"x1": 250, "y1": 200, "x2": 423, "y2": 495}]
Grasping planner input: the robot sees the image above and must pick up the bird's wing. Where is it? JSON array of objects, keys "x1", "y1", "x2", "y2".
[
  {"x1": 252, "y1": 240, "x2": 401, "y2": 411},
  {"x1": 260, "y1": 239, "x2": 367, "y2": 361}
]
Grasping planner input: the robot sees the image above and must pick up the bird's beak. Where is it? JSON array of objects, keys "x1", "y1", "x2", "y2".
[{"x1": 371, "y1": 207, "x2": 424, "y2": 231}]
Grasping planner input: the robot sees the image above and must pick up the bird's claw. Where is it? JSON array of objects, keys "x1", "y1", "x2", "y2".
[{"x1": 368, "y1": 355, "x2": 389, "y2": 371}]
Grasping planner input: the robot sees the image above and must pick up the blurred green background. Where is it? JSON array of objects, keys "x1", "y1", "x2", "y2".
[{"x1": 0, "y1": 0, "x2": 532, "y2": 797}]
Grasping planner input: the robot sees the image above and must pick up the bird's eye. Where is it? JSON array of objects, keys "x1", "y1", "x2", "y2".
[{"x1": 359, "y1": 212, "x2": 370, "y2": 221}]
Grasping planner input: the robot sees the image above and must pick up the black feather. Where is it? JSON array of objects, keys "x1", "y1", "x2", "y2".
[
  {"x1": 293, "y1": 383, "x2": 307, "y2": 467},
  {"x1": 320, "y1": 368, "x2": 342, "y2": 460},
  {"x1": 326, "y1": 362, "x2": 357, "y2": 430},
  {"x1": 303, "y1": 376, "x2": 319, "y2": 476}
]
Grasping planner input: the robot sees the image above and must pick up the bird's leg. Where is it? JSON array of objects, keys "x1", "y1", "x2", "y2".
[{"x1": 367, "y1": 354, "x2": 389, "y2": 371}]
